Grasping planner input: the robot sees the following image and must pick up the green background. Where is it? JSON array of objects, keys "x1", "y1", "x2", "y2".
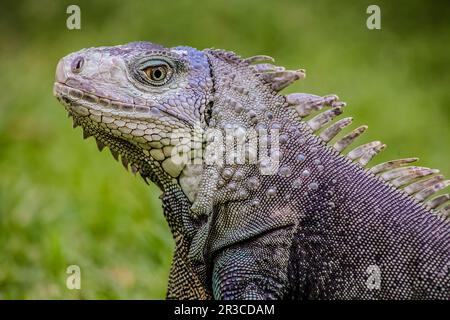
[{"x1": 0, "y1": 0, "x2": 449, "y2": 299}]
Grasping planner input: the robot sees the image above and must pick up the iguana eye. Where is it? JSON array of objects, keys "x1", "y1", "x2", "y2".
[
  {"x1": 139, "y1": 59, "x2": 173, "y2": 85},
  {"x1": 144, "y1": 65, "x2": 168, "y2": 81}
]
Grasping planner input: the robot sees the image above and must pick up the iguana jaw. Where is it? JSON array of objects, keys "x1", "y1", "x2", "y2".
[
  {"x1": 54, "y1": 79, "x2": 207, "y2": 202},
  {"x1": 53, "y1": 81, "x2": 166, "y2": 187}
]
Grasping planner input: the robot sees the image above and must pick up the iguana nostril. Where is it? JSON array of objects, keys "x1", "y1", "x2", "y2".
[{"x1": 71, "y1": 56, "x2": 84, "y2": 73}]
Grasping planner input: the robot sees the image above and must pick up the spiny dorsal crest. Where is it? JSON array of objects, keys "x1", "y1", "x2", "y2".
[{"x1": 246, "y1": 53, "x2": 450, "y2": 218}]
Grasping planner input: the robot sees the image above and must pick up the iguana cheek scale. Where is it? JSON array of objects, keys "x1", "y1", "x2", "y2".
[{"x1": 54, "y1": 41, "x2": 449, "y2": 299}]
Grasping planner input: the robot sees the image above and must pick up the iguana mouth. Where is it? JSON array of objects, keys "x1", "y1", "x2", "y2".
[
  {"x1": 54, "y1": 82, "x2": 152, "y2": 115},
  {"x1": 53, "y1": 82, "x2": 189, "y2": 125}
]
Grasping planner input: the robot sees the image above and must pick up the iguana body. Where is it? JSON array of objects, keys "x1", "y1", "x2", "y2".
[{"x1": 53, "y1": 42, "x2": 449, "y2": 299}]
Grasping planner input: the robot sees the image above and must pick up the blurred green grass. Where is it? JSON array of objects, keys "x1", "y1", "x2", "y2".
[{"x1": 0, "y1": 0, "x2": 448, "y2": 299}]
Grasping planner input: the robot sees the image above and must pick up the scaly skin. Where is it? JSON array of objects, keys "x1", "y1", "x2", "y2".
[{"x1": 54, "y1": 42, "x2": 450, "y2": 299}]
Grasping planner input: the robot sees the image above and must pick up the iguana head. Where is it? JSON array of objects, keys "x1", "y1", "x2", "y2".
[{"x1": 54, "y1": 42, "x2": 213, "y2": 195}]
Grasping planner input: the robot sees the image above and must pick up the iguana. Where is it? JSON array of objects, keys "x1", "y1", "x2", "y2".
[{"x1": 53, "y1": 42, "x2": 450, "y2": 299}]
